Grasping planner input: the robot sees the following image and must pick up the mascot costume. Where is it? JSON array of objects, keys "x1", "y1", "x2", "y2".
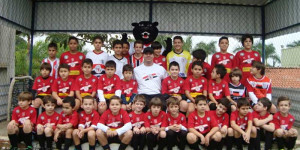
[{"x1": 121, "y1": 21, "x2": 172, "y2": 56}]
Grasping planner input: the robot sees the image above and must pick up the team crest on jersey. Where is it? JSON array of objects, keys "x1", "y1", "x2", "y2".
[
  {"x1": 69, "y1": 82, "x2": 72, "y2": 85},
  {"x1": 290, "y1": 119, "x2": 293, "y2": 122},
  {"x1": 79, "y1": 56, "x2": 83, "y2": 60},
  {"x1": 222, "y1": 116, "x2": 225, "y2": 120},
  {"x1": 62, "y1": 114, "x2": 65, "y2": 117},
  {"x1": 64, "y1": 55, "x2": 69, "y2": 59},
  {"x1": 129, "y1": 114, "x2": 132, "y2": 118},
  {"x1": 16, "y1": 109, "x2": 20, "y2": 113},
  {"x1": 245, "y1": 117, "x2": 248, "y2": 120},
  {"x1": 58, "y1": 81, "x2": 61, "y2": 84},
  {"x1": 190, "y1": 79, "x2": 193, "y2": 82},
  {"x1": 216, "y1": 54, "x2": 220, "y2": 58},
  {"x1": 92, "y1": 79, "x2": 96, "y2": 82},
  {"x1": 212, "y1": 83, "x2": 215, "y2": 86},
  {"x1": 162, "y1": 58, "x2": 166, "y2": 61},
  {"x1": 202, "y1": 79, "x2": 205, "y2": 83},
  {"x1": 81, "y1": 113, "x2": 84, "y2": 117},
  {"x1": 114, "y1": 77, "x2": 116, "y2": 81},
  {"x1": 181, "y1": 117, "x2": 184, "y2": 121},
  {"x1": 204, "y1": 68, "x2": 207, "y2": 72},
  {"x1": 222, "y1": 84, "x2": 225, "y2": 88},
  {"x1": 207, "y1": 117, "x2": 210, "y2": 121},
  {"x1": 56, "y1": 116, "x2": 59, "y2": 120},
  {"x1": 37, "y1": 79, "x2": 41, "y2": 83},
  {"x1": 79, "y1": 78, "x2": 82, "y2": 81},
  {"x1": 254, "y1": 53, "x2": 258, "y2": 57},
  {"x1": 30, "y1": 110, "x2": 34, "y2": 114},
  {"x1": 180, "y1": 80, "x2": 183, "y2": 84},
  {"x1": 195, "y1": 116, "x2": 198, "y2": 120},
  {"x1": 133, "y1": 82, "x2": 136, "y2": 85},
  {"x1": 168, "y1": 80, "x2": 171, "y2": 84},
  {"x1": 230, "y1": 55, "x2": 234, "y2": 59},
  {"x1": 240, "y1": 53, "x2": 244, "y2": 56},
  {"x1": 41, "y1": 116, "x2": 45, "y2": 120},
  {"x1": 50, "y1": 79, "x2": 53, "y2": 83},
  {"x1": 168, "y1": 118, "x2": 171, "y2": 122}
]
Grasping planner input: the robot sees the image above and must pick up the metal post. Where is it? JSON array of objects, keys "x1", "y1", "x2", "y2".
[
  {"x1": 29, "y1": 1, "x2": 36, "y2": 76},
  {"x1": 149, "y1": 0, "x2": 153, "y2": 22},
  {"x1": 261, "y1": 6, "x2": 266, "y2": 64}
]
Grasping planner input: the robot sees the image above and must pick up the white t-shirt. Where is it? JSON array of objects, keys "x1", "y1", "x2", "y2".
[
  {"x1": 108, "y1": 55, "x2": 128, "y2": 79},
  {"x1": 134, "y1": 63, "x2": 168, "y2": 95},
  {"x1": 42, "y1": 58, "x2": 60, "y2": 79},
  {"x1": 86, "y1": 50, "x2": 108, "y2": 77}
]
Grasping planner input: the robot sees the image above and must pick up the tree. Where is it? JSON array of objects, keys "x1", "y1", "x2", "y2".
[
  {"x1": 193, "y1": 41, "x2": 217, "y2": 61},
  {"x1": 15, "y1": 35, "x2": 29, "y2": 76},
  {"x1": 286, "y1": 40, "x2": 300, "y2": 48}
]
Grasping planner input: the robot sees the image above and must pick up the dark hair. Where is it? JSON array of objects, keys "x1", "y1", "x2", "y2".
[
  {"x1": 122, "y1": 64, "x2": 133, "y2": 73},
  {"x1": 48, "y1": 42, "x2": 58, "y2": 50},
  {"x1": 92, "y1": 36, "x2": 104, "y2": 43},
  {"x1": 218, "y1": 98, "x2": 231, "y2": 110},
  {"x1": 169, "y1": 61, "x2": 180, "y2": 70},
  {"x1": 40, "y1": 63, "x2": 52, "y2": 72},
  {"x1": 133, "y1": 94, "x2": 146, "y2": 105},
  {"x1": 105, "y1": 60, "x2": 116, "y2": 69},
  {"x1": 241, "y1": 34, "x2": 253, "y2": 46},
  {"x1": 68, "y1": 36, "x2": 79, "y2": 44},
  {"x1": 167, "y1": 97, "x2": 179, "y2": 107},
  {"x1": 237, "y1": 98, "x2": 250, "y2": 108},
  {"x1": 109, "y1": 96, "x2": 122, "y2": 105},
  {"x1": 258, "y1": 97, "x2": 272, "y2": 111},
  {"x1": 229, "y1": 68, "x2": 242, "y2": 80},
  {"x1": 214, "y1": 64, "x2": 227, "y2": 79},
  {"x1": 192, "y1": 49, "x2": 206, "y2": 62},
  {"x1": 277, "y1": 96, "x2": 290, "y2": 106},
  {"x1": 134, "y1": 40, "x2": 143, "y2": 47},
  {"x1": 192, "y1": 61, "x2": 203, "y2": 69},
  {"x1": 43, "y1": 95, "x2": 57, "y2": 105},
  {"x1": 112, "y1": 40, "x2": 123, "y2": 48},
  {"x1": 82, "y1": 58, "x2": 93, "y2": 67},
  {"x1": 219, "y1": 36, "x2": 229, "y2": 44},
  {"x1": 58, "y1": 63, "x2": 70, "y2": 71},
  {"x1": 63, "y1": 96, "x2": 76, "y2": 108},
  {"x1": 149, "y1": 97, "x2": 163, "y2": 108},
  {"x1": 252, "y1": 61, "x2": 265, "y2": 75},
  {"x1": 122, "y1": 41, "x2": 130, "y2": 47},
  {"x1": 18, "y1": 92, "x2": 33, "y2": 101},
  {"x1": 82, "y1": 95, "x2": 94, "y2": 103},
  {"x1": 151, "y1": 41, "x2": 162, "y2": 49},
  {"x1": 173, "y1": 36, "x2": 183, "y2": 42},
  {"x1": 195, "y1": 95, "x2": 207, "y2": 105}
]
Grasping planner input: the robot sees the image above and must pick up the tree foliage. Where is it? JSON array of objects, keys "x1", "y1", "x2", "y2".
[{"x1": 286, "y1": 40, "x2": 300, "y2": 48}]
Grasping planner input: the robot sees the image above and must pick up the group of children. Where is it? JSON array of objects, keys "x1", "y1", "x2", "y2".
[{"x1": 7, "y1": 34, "x2": 298, "y2": 150}]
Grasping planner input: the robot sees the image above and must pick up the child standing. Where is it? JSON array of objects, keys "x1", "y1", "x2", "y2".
[
  {"x1": 7, "y1": 92, "x2": 36, "y2": 150},
  {"x1": 130, "y1": 40, "x2": 144, "y2": 68},
  {"x1": 152, "y1": 41, "x2": 167, "y2": 69},
  {"x1": 187, "y1": 49, "x2": 211, "y2": 80},
  {"x1": 122, "y1": 41, "x2": 130, "y2": 61},
  {"x1": 121, "y1": 64, "x2": 137, "y2": 111},
  {"x1": 108, "y1": 40, "x2": 128, "y2": 79},
  {"x1": 42, "y1": 42, "x2": 60, "y2": 79}
]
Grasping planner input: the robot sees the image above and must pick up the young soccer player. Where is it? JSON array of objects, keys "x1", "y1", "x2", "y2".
[
  {"x1": 130, "y1": 40, "x2": 144, "y2": 68},
  {"x1": 233, "y1": 34, "x2": 261, "y2": 83},
  {"x1": 52, "y1": 63, "x2": 74, "y2": 106},
  {"x1": 211, "y1": 36, "x2": 234, "y2": 82},
  {"x1": 184, "y1": 61, "x2": 207, "y2": 114},
  {"x1": 230, "y1": 98, "x2": 258, "y2": 150},
  {"x1": 108, "y1": 40, "x2": 128, "y2": 79},
  {"x1": 253, "y1": 97, "x2": 275, "y2": 150},
  {"x1": 32, "y1": 63, "x2": 54, "y2": 110},
  {"x1": 208, "y1": 64, "x2": 234, "y2": 111},
  {"x1": 187, "y1": 49, "x2": 212, "y2": 80},
  {"x1": 96, "y1": 96, "x2": 133, "y2": 150},
  {"x1": 165, "y1": 97, "x2": 187, "y2": 150},
  {"x1": 162, "y1": 61, "x2": 188, "y2": 114},
  {"x1": 122, "y1": 41, "x2": 130, "y2": 61},
  {"x1": 60, "y1": 36, "x2": 85, "y2": 80},
  {"x1": 228, "y1": 68, "x2": 246, "y2": 103},
  {"x1": 72, "y1": 96, "x2": 100, "y2": 150},
  {"x1": 246, "y1": 61, "x2": 276, "y2": 113},
  {"x1": 129, "y1": 95, "x2": 146, "y2": 150},
  {"x1": 187, "y1": 95, "x2": 221, "y2": 150},
  {"x1": 273, "y1": 96, "x2": 298, "y2": 150},
  {"x1": 97, "y1": 60, "x2": 122, "y2": 114},
  {"x1": 7, "y1": 92, "x2": 36, "y2": 150},
  {"x1": 152, "y1": 41, "x2": 167, "y2": 69},
  {"x1": 74, "y1": 58, "x2": 98, "y2": 110},
  {"x1": 86, "y1": 36, "x2": 108, "y2": 77},
  {"x1": 121, "y1": 64, "x2": 137, "y2": 111},
  {"x1": 42, "y1": 42, "x2": 60, "y2": 79},
  {"x1": 54, "y1": 96, "x2": 78, "y2": 150},
  {"x1": 166, "y1": 36, "x2": 191, "y2": 77},
  {"x1": 36, "y1": 96, "x2": 60, "y2": 150},
  {"x1": 144, "y1": 97, "x2": 167, "y2": 150}
]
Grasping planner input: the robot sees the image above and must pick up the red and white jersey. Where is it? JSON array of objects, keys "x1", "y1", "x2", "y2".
[
  {"x1": 129, "y1": 54, "x2": 144, "y2": 68},
  {"x1": 37, "y1": 111, "x2": 60, "y2": 130},
  {"x1": 98, "y1": 74, "x2": 121, "y2": 94},
  {"x1": 58, "y1": 111, "x2": 78, "y2": 128},
  {"x1": 211, "y1": 52, "x2": 234, "y2": 82},
  {"x1": 32, "y1": 76, "x2": 54, "y2": 96},
  {"x1": 188, "y1": 111, "x2": 218, "y2": 134},
  {"x1": 78, "y1": 110, "x2": 100, "y2": 129},
  {"x1": 52, "y1": 78, "x2": 74, "y2": 98},
  {"x1": 230, "y1": 111, "x2": 253, "y2": 130},
  {"x1": 108, "y1": 55, "x2": 128, "y2": 79},
  {"x1": 99, "y1": 109, "x2": 130, "y2": 130},
  {"x1": 184, "y1": 76, "x2": 207, "y2": 95},
  {"x1": 60, "y1": 51, "x2": 85, "y2": 79},
  {"x1": 162, "y1": 76, "x2": 185, "y2": 95},
  {"x1": 246, "y1": 75, "x2": 272, "y2": 99},
  {"x1": 229, "y1": 82, "x2": 246, "y2": 101},
  {"x1": 12, "y1": 106, "x2": 36, "y2": 125},
  {"x1": 74, "y1": 75, "x2": 98, "y2": 96},
  {"x1": 233, "y1": 50, "x2": 261, "y2": 83},
  {"x1": 209, "y1": 110, "x2": 229, "y2": 128},
  {"x1": 272, "y1": 112, "x2": 294, "y2": 130},
  {"x1": 42, "y1": 57, "x2": 60, "y2": 79},
  {"x1": 153, "y1": 55, "x2": 167, "y2": 70},
  {"x1": 166, "y1": 113, "x2": 187, "y2": 128},
  {"x1": 129, "y1": 112, "x2": 145, "y2": 128},
  {"x1": 187, "y1": 62, "x2": 212, "y2": 80},
  {"x1": 86, "y1": 50, "x2": 108, "y2": 77},
  {"x1": 121, "y1": 79, "x2": 138, "y2": 97},
  {"x1": 208, "y1": 79, "x2": 230, "y2": 100},
  {"x1": 252, "y1": 111, "x2": 271, "y2": 123},
  {"x1": 144, "y1": 111, "x2": 167, "y2": 128}
]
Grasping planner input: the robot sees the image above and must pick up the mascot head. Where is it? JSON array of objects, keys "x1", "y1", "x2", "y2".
[{"x1": 132, "y1": 21, "x2": 158, "y2": 45}]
